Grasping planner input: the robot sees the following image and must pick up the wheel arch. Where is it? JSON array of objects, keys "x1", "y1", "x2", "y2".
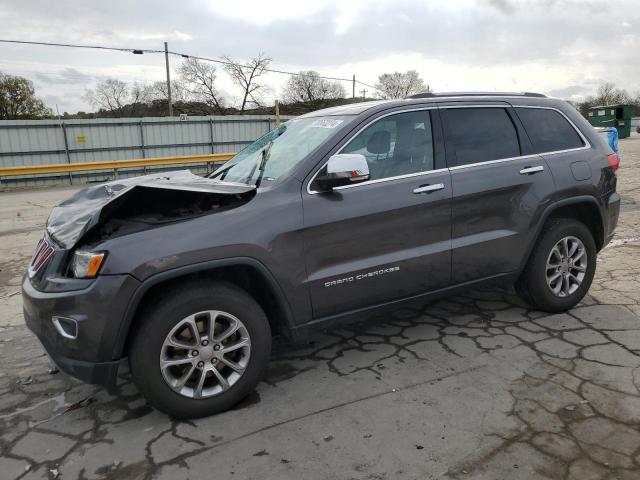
[
  {"x1": 112, "y1": 257, "x2": 295, "y2": 359},
  {"x1": 518, "y1": 195, "x2": 605, "y2": 275}
]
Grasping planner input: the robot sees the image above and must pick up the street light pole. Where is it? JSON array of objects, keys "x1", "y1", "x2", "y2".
[{"x1": 164, "y1": 41, "x2": 173, "y2": 117}]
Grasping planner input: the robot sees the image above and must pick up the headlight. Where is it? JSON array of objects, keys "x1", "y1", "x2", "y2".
[{"x1": 71, "y1": 251, "x2": 106, "y2": 278}]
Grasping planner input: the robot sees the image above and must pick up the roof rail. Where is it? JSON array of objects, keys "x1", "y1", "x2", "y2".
[{"x1": 407, "y1": 92, "x2": 547, "y2": 99}]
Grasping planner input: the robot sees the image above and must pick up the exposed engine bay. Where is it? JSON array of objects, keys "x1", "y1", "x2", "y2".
[
  {"x1": 84, "y1": 186, "x2": 254, "y2": 244},
  {"x1": 46, "y1": 170, "x2": 256, "y2": 249}
]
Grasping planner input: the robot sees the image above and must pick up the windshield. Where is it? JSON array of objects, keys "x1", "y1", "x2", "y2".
[{"x1": 211, "y1": 116, "x2": 348, "y2": 185}]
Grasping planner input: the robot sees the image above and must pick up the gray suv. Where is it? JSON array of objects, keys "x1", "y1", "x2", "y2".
[{"x1": 22, "y1": 93, "x2": 621, "y2": 418}]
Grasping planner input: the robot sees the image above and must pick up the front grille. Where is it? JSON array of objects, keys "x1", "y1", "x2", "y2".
[{"x1": 28, "y1": 237, "x2": 54, "y2": 278}]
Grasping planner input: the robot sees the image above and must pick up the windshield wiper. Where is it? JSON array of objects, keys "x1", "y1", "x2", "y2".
[
  {"x1": 254, "y1": 141, "x2": 274, "y2": 188},
  {"x1": 244, "y1": 140, "x2": 273, "y2": 186}
]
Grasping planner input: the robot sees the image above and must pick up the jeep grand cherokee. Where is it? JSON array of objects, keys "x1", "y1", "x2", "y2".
[{"x1": 23, "y1": 93, "x2": 620, "y2": 418}]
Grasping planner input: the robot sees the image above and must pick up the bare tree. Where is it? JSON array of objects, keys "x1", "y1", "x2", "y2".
[
  {"x1": 141, "y1": 80, "x2": 189, "y2": 104},
  {"x1": 129, "y1": 83, "x2": 146, "y2": 104},
  {"x1": 282, "y1": 71, "x2": 345, "y2": 104},
  {"x1": 178, "y1": 58, "x2": 224, "y2": 112},
  {"x1": 577, "y1": 82, "x2": 636, "y2": 116},
  {"x1": 594, "y1": 82, "x2": 631, "y2": 106},
  {"x1": 83, "y1": 78, "x2": 129, "y2": 113},
  {"x1": 374, "y1": 71, "x2": 429, "y2": 99},
  {"x1": 0, "y1": 72, "x2": 51, "y2": 119},
  {"x1": 222, "y1": 53, "x2": 271, "y2": 112}
]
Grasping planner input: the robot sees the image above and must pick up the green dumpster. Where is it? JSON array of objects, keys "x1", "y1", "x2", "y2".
[{"x1": 586, "y1": 104, "x2": 633, "y2": 138}]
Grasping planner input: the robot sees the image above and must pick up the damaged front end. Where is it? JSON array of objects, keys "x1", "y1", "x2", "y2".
[
  {"x1": 22, "y1": 172, "x2": 258, "y2": 387},
  {"x1": 46, "y1": 170, "x2": 256, "y2": 249},
  {"x1": 26, "y1": 170, "x2": 255, "y2": 291}
]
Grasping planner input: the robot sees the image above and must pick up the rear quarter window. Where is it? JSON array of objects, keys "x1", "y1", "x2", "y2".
[{"x1": 516, "y1": 107, "x2": 585, "y2": 153}]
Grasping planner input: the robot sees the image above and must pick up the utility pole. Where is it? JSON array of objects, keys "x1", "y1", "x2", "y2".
[
  {"x1": 274, "y1": 99, "x2": 280, "y2": 127},
  {"x1": 360, "y1": 88, "x2": 367, "y2": 100},
  {"x1": 352, "y1": 74, "x2": 355, "y2": 102},
  {"x1": 164, "y1": 42, "x2": 173, "y2": 117}
]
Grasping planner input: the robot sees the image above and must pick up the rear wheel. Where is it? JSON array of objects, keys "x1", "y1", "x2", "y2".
[
  {"x1": 517, "y1": 219, "x2": 597, "y2": 312},
  {"x1": 129, "y1": 281, "x2": 271, "y2": 418}
]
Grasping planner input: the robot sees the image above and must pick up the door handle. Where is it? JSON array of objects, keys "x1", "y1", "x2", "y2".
[
  {"x1": 519, "y1": 166, "x2": 545, "y2": 175},
  {"x1": 413, "y1": 183, "x2": 445, "y2": 194}
]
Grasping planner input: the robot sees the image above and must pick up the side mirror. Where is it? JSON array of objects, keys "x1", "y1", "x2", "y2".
[{"x1": 314, "y1": 154, "x2": 370, "y2": 192}]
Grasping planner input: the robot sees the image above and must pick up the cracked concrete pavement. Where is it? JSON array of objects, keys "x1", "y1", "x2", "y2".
[{"x1": 0, "y1": 138, "x2": 639, "y2": 480}]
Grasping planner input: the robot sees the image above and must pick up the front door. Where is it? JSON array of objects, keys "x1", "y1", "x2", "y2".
[{"x1": 302, "y1": 108, "x2": 452, "y2": 319}]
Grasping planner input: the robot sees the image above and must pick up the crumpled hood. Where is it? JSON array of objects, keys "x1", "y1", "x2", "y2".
[{"x1": 47, "y1": 170, "x2": 255, "y2": 249}]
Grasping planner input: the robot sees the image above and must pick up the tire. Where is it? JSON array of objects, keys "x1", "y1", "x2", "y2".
[
  {"x1": 129, "y1": 281, "x2": 271, "y2": 419},
  {"x1": 517, "y1": 218, "x2": 597, "y2": 312}
]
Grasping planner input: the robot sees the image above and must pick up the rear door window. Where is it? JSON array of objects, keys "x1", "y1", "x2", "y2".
[
  {"x1": 515, "y1": 107, "x2": 585, "y2": 153},
  {"x1": 445, "y1": 108, "x2": 520, "y2": 166}
]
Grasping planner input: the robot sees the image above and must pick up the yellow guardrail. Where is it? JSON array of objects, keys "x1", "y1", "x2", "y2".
[{"x1": 0, "y1": 153, "x2": 236, "y2": 177}]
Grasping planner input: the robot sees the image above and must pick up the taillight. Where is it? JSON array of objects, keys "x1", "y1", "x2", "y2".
[{"x1": 607, "y1": 153, "x2": 620, "y2": 173}]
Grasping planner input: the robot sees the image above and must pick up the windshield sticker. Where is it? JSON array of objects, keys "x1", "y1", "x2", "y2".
[{"x1": 310, "y1": 118, "x2": 344, "y2": 129}]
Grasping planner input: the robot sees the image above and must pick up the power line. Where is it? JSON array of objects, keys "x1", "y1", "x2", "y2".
[
  {"x1": 168, "y1": 50, "x2": 380, "y2": 91},
  {"x1": 0, "y1": 38, "x2": 382, "y2": 91},
  {"x1": 0, "y1": 38, "x2": 161, "y2": 54},
  {"x1": 2, "y1": 68, "x2": 162, "y2": 86},
  {"x1": 168, "y1": 50, "x2": 353, "y2": 83},
  {"x1": 355, "y1": 80, "x2": 378, "y2": 90}
]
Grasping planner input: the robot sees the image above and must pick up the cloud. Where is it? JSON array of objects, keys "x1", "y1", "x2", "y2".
[
  {"x1": 173, "y1": 30, "x2": 193, "y2": 41},
  {"x1": 546, "y1": 85, "x2": 591, "y2": 100},
  {"x1": 484, "y1": 0, "x2": 517, "y2": 15},
  {"x1": 34, "y1": 68, "x2": 93, "y2": 85},
  {"x1": 0, "y1": 0, "x2": 638, "y2": 112},
  {"x1": 207, "y1": 0, "x2": 332, "y2": 25}
]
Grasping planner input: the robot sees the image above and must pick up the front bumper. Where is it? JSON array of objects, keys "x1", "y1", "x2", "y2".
[
  {"x1": 36, "y1": 342, "x2": 121, "y2": 386},
  {"x1": 22, "y1": 273, "x2": 140, "y2": 386}
]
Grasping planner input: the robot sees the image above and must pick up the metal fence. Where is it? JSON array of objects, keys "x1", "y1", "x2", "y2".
[{"x1": 0, "y1": 115, "x2": 293, "y2": 187}]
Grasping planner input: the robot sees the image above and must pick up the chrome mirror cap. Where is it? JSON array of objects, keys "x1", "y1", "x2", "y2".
[
  {"x1": 315, "y1": 154, "x2": 370, "y2": 191},
  {"x1": 326, "y1": 153, "x2": 370, "y2": 182}
]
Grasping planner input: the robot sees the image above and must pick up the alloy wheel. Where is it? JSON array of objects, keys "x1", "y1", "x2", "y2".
[
  {"x1": 159, "y1": 310, "x2": 251, "y2": 399},
  {"x1": 545, "y1": 236, "x2": 587, "y2": 298}
]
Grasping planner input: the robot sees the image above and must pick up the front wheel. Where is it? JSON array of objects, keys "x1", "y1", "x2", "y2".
[
  {"x1": 129, "y1": 281, "x2": 271, "y2": 419},
  {"x1": 517, "y1": 219, "x2": 597, "y2": 312}
]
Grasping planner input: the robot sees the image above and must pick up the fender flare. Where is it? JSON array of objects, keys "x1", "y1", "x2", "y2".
[
  {"x1": 112, "y1": 256, "x2": 296, "y2": 359},
  {"x1": 517, "y1": 195, "x2": 604, "y2": 274}
]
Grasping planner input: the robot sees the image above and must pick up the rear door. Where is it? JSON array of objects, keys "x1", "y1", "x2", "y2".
[
  {"x1": 441, "y1": 103, "x2": 556, "y2": 283},
  {"x1": 512, "y1": 106, "x2": 592, "y2": 197},
  {"x1": 302, "y1": 107, "x2": 452, "y2": 319}
]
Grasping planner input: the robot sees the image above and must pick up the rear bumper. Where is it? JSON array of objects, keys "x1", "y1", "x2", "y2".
[
  {"x1": 22, "y1": 273, "x2": 140, "y2": 387},
  {"x1": 604, "y1": 191, "x2": 621, "y2": 246}
]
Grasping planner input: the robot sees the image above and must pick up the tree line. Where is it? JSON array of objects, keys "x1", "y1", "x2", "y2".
[
  {"x1": 576, "y1": 82, "x2": 640, "y2": 117},
  {"x1": 79, "y1": 55, "x2": 432, "y2": 118},
  {"x1": 0, "y1": 53, "x2": 432, "y2": 119},
  {"x1": 1, "y1": 53, "x2": 638, "y2": 120}
]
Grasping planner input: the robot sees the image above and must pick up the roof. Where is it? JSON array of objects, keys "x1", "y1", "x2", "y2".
[
  {"x1": 408, "y1": 91, "x2": 546, "y2": 99},
  {"x1": 300, "y1": 100, "x2": 392, "y2": 117},
  {"x1": 300, "y1": 92, "x2": 559, "y2": 118}
]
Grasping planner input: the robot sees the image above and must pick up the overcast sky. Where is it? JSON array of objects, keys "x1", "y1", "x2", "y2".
[{"x1": 0, "y1": 0, "x2": 638, "y2": 113}]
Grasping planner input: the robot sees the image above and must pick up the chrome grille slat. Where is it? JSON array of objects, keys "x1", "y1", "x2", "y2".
[{"x1": 28, "y1": 237, "x2": 54, "y2": 277}]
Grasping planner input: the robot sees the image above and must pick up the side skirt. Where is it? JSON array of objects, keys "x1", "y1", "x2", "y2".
[{"x1": 288, "y1": 272, "x2": 517, "y2": 340}]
